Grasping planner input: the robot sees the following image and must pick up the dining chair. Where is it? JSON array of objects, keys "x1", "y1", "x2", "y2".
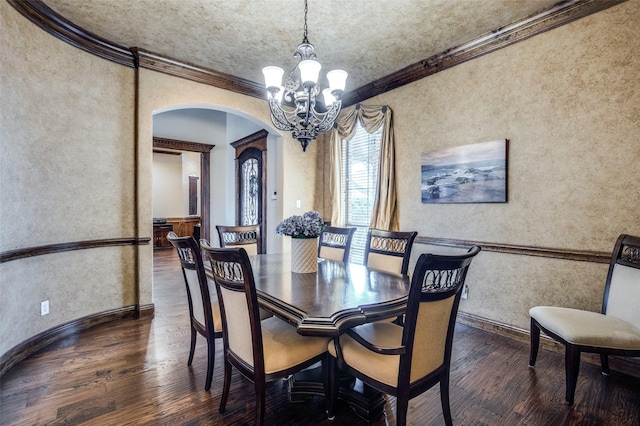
[
  {"x1": 201, "y1": 245, "x2": 331, "y2": 426},
  {"x1": 364, "y1": 229, "x2": 418, "y2": 275},
  {"x1": 327, "y1": 245, "x2": 480, "y2": 425},
  {"x1": 318, "y1": 226, "x2": 357, "y2": 263},
  {"x1": 529, "y1": 234, "x2": 640, "y2": 405},
  {"x1": 166, "y1": 232, "x2": 222, "y2": 391},
  {"x1": 216, "y1": 224, "x2": 261, "y2": 255}
]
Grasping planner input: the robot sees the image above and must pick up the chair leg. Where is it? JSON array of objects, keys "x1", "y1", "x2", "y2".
[
  {"x1": 440, "y1": 372, "x2": 453, "y2": 426},
  {"x1": 204, "y1": 338, "x2": 215, "y2": 391},
  {"x1": 529, "y1": 318, "x2": 541, "y2": 367},
  {"x1": 255, "y1": 379, "x2": 266, "y2": 426},
  {"x1": 219, "y1": 359, "x2": 232, "y2": 413},
  {"x1": 396, "y1": 396, "x2": 409, "y2": 426},
  {"x1": 187, "y1": 327, "x2": 197, "y2": 366},
  {"x1": 600, "y1": 354, "x2": 610, "y2": 376},
  {"x1": 326, "y1": 355, "x2": 337, "y2": 420},
  {"x1": 564, "y1": 344, "x2": 581, "y2": 405}
]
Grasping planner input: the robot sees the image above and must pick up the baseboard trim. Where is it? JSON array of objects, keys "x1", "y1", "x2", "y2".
[
  {"x1": 457, "y1": 311, "x2": 640, "y2": 378},
  {"x1": 0, "y1": 304, "x2": 154, "y2": 377}
]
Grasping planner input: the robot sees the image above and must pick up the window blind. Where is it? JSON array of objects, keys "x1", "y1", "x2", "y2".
[{"x1": 341, "y1": 123, "x2": 382, "y2": 264}]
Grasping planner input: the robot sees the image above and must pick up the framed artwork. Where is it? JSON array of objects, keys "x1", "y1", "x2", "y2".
[{"x1": 421, "y1": 139, "x2": 508, "y2": 204}]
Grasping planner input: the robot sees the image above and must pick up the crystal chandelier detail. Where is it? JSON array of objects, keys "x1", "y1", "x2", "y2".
[{"x1": 262, "y1": 0, "x2": 347, "y2": 152}]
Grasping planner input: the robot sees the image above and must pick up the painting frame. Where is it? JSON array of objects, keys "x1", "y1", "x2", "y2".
[{"x1": 421, "y1": 139, "x2": 508, "y2": 204}]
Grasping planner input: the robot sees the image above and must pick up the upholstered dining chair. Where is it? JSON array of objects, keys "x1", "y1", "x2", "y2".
[
  {"x1": 318, "y1": 226, "x2": 357, "y2": 263},
  {"x1": 327, "y1": 246, "x2": 480, "y2": 426},
  {"x1": 364, "y1": 229, "x2": 418, "y2": 275},
  {"x1": 216, "y1": 224, "x2": 261, "y2": 255},
  {"x1": 529, "y1": 234, "x2": 640, "y2": 405},
  {"x1": 166, "y1": 232, "x2": 222, "y2": 391},
  {"x1": 201, "y1": 245, "x2": 331, "y2": 426}
]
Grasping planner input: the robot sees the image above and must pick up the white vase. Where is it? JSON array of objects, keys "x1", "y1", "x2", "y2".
[{"x1": 290, "y1": 237, "x2": 318, "y2": 273}]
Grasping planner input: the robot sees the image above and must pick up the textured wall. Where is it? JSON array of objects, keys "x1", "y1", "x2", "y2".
[
  {"x1": 0, "y1": 2, "x2": 136, "y2": 354},
  {"x1": 361, "y1": 1, "x2": 640, "y2": 329}
]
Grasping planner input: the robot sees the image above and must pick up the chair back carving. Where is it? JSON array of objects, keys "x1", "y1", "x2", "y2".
[
  {"x1": 318, "y1": 226, "x2": 357, "y2": 262},
  {"x1": 364, "y1": 229, "x2": 418, "y2": 274},
  {"x1": 216, "y1": 225, "x2": 261, "y2": 255},
  {"x1": 167, "y1": 232, "x2": 215, "y2": 332},
  {"x1": 602, "y1": 234, "x2": 640, "y2": 328},
  {"x1": 202, "y1": 246, "x2": 264, "y2": 371},
  {"x1": 401, "y1": 246, "x2": 481, "y2": 385}
]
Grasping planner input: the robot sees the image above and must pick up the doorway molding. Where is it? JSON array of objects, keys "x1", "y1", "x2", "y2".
[
  {"x1": 231, "y1": 130, "x2": 268, "y2": 253},
  {"x1": 152, "y1": 137, "x2": 214, "y2": 241}
]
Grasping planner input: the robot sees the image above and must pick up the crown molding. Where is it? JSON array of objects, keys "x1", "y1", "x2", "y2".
[
  {"x1": 340, "y1": 0, "x2": 627, "y2": 106},
  {"x1": 152, "y1": 136, "x2": 215, "y2": 153},
  {"x1": 137, "y1": 49, "x2": 265, "y2": 99},
  {"x1": 7, "y1": 0, "x2": 135, "y2": 67},
  {"x1": 8, "y1": 0, "x2": 626, "y2": 105}
]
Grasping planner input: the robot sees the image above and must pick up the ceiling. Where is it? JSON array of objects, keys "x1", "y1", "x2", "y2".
[{"x1": 42, "y1": 0, "x2": 562, "y2": 93}]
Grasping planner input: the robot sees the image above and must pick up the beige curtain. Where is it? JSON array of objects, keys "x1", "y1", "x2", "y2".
[{"x1": 329, "y1": 104, "x2": 399, "y2": 230}]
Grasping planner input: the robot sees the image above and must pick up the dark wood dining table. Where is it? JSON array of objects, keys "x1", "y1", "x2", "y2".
[
  {"x1": 246, "y1": 253, "x2": 411, "y2": 421},
  {"x1": 248, "y1": 253, "x2": 411, "y2": 336}
]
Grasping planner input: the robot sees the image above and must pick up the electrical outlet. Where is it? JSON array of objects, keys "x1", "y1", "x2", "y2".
[
  {"x1": 41, "y1": 300, "x2": 49, "y2": 316},
  {"x1": 461, "y1": 285, "x2": 468, "y2": 300},
  {"x1": 296, "y1": 200, "x2": 301, "y2": 208}
]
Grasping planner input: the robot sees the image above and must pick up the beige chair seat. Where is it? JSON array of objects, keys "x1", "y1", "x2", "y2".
[
  {"x1": 327, "y1": 246, "x2": 481, "y2": 426},
  {"x1": 202, "y1": 245, "x2": 330, "y2": 425},
  {"x1": 529, "y1": 306, "x2": 640, "y2": 350},
  {"x1": 529, "y1": 234, "x2": 640, "y2": 406},
  {"x1": 328, "y1": 322, "x2": 402, "y2": 387},
  {"x1": 262, "y1": 317, "x2": 329, "y2": 374}
]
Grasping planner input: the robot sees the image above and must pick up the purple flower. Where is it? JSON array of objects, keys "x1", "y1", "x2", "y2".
[{"x1": 276, "y1": 210, "x2": 324, "y2": 238}]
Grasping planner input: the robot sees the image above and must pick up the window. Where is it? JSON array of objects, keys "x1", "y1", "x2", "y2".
[{"x1": 341, "y1": 122, "x2": 382, "y2": 264}]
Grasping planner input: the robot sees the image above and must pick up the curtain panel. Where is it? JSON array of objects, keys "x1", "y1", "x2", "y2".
[{"x1": 328, "y1": 104, "x2": 399, "y2": 231}]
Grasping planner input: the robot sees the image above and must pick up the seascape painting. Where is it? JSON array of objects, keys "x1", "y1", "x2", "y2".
[{"x1": 421, "y1": 139, "x2": 507, "y2": 203}]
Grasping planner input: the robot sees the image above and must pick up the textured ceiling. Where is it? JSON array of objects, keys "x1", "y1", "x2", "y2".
[{"x1": 43, "y1": 0, "x2": 560, "y2": 91}]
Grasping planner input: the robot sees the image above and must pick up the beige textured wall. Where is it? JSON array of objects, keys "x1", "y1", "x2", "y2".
[
  {"x1": 361, "y1": 1, "x2": 640, "y2": 329},
  {"x1": 1, "y1": 0, "x2": 321, "y2": 357},
  {"x1": 0, "y1": 2, "x2": 136, "y2": 354}
]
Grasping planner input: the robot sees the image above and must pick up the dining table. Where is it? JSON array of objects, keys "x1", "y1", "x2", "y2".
[
  {"x1": 248, "y1": 253, "x2": 411, "y2": 336},
  {"x1": 246, "y1": 253, "x2": 412, "y2": 420}
]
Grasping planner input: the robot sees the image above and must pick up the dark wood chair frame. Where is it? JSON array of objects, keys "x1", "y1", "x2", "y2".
[
  {"x1": 529, "y1": 233, "x2": 640, "y2": 405},
  {"x1": 328, "y1": 246, "x2": 481, "y2": 426},
  {"x1": 317, "y1": 226, "x2": 357, "y2": 262},
  {"x1": 202, "y1": 246, "x2": 328, "y2": 426},
  {"x1": 166, "y1": 232, "x2": 222, "y2": 391},
  {"x1": 364, "y1": 229, "x2": 418, "y2": 274},
  {"x1": 216, "y1": 224, "x2": 261, "y2": 253}
]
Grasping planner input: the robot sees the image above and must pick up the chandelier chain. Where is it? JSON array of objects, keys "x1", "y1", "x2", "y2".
[{"x1": 302, "y1": 0, "x2": 309, "y2": 44}]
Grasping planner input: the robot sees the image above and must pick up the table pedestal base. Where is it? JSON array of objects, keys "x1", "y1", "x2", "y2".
[{"x1": 288, "y1": 366, "x2": 386, "y2": 422}]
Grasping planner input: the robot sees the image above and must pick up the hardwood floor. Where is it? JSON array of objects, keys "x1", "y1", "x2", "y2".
[{"x1": 1, "y1": 249, "x2": 638, "y2": 425}]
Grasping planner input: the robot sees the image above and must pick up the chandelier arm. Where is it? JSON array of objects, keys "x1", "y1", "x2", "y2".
[
  {"x1": 316, "y1": 101, "x2": 342, "y2": 133},
  {"x1": 268, "y1": 98, "x2": 297, "y2": 131}
]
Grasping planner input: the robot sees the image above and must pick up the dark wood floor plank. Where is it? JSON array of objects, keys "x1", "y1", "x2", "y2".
[{"x1": 1, "y1": 249, "x2": 638, "y2": 425}]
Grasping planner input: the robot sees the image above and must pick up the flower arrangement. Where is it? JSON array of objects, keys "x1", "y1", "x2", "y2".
[{"x1": 276, "y1": 210, "x2": 324, "y2": 239}]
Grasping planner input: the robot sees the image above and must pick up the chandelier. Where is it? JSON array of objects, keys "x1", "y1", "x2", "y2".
[{"x1": 262, "y1": 0, "x2": 347, "y2": 152}]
